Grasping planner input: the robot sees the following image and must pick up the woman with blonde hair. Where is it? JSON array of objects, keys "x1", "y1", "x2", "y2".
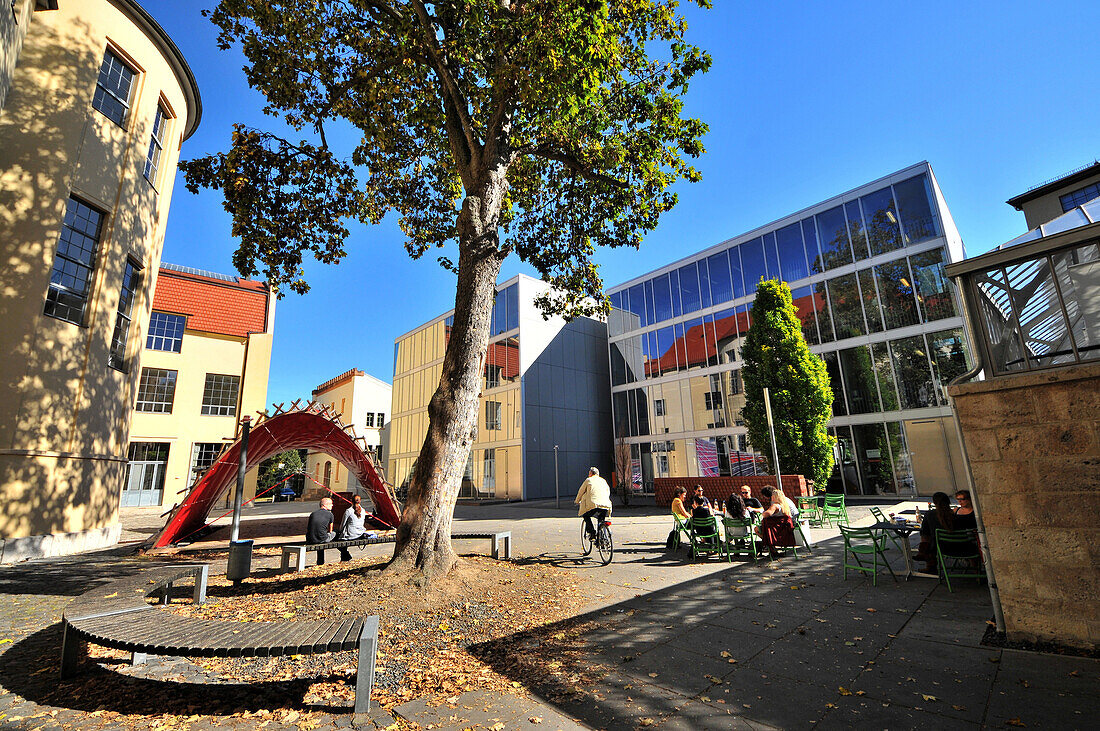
[{"x1": 756, "y1": 485, "x2": 795, "y2": 557}]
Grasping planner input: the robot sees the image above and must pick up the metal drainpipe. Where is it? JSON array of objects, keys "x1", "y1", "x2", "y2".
[{"x1": 947, "y1": 274, "x2": 1006, "y2": 635}]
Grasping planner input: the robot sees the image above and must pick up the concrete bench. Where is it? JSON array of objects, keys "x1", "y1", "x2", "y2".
[
  {"x1": 281, "y1": 530, "x2": 513, "y2": 572},
  {"x1": 61, "y1": 563, "x2": 378, "y2": 714}
]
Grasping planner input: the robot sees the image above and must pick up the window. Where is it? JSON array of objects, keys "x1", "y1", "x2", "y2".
[
  {"x1": 485, "y1": 364, "x2": 501, "y2": 388},
  {"x1": 483, "y1": 448, "x2": 496, "y2": 492},
  {"x1": 190, "y1": 442, "x2": 223, "y2": 480},
  {"x1": 135, "y1": 368, "x2": 177, "y2": 413},
  {"x1": 323, "y1": 461, "x2": 332, "y2": 488},
  {"x1": 485, "y1": 401, "x2": 502, "y2": 431},
  {"x1": 1059, "y1": 181, "x2": 1100, "y2": 212},
  {"x1": 92, "y1": 48, "x2": 135, "y2": 126},
  {"x1": 377, "y1": 412, "x2": 385, "y2": 425},
  {"x1": 703, "y1": 391, "x2": 723, "y2": 410},
  {"x1": 108, "y1": 260, "x2": 140, "y2": 371},
  {"x1": 146, "y1": 311, "x2": 185, "y2": 351},
  {"x1": 200, "y1": 373, "x2": 240, "y2": 416},
  {"x1": 364, "y1": 412, "x2": 375, "y2": 427},
  {"x1": 654, "y1": 399, "x2": 666, "y2": 416},
  {"x1": 122, "y1": 442, "x2": 169, "y2": 507},
  {"x1": 44, "y1": 197, "x2": 104, "y2": 325},
  {"x1": 144, "y1": 106, "x2": 168, "y2": 186}
]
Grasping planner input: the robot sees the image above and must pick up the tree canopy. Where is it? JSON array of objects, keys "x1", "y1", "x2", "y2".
[
  {"x1": 740, "y1": 279, "x2": 835, "y2": 487},
  {"x1": 181, "y1": 0, "x2": 711, "y2": 316}
]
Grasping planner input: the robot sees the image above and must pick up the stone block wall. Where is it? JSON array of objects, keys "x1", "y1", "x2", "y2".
[
  {"x1": 655, "y1": 475, "x2": 809, "y2": 508},
  {"x1": 948, "y1": 363, "x2": 1100, "y2": 650}
]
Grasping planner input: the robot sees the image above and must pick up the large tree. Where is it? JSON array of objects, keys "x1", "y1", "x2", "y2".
[
  {"x1": 182, "y1": 0, "x2": 711, "y2": 581},
  {"x1": 740, "y1": 279, "x2": 835, "y2": 487}
]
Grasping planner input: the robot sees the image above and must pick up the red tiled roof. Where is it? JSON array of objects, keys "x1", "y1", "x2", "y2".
[{"x1": 151, "y1": 267, "x2": 270, "y2": 338}]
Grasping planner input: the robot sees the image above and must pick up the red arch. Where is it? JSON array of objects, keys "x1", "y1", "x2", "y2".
[{"x1": 151, "y1": 406, "x2": 401, "y2": 548}]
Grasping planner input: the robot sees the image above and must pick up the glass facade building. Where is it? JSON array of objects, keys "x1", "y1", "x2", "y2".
[{"x1": 606, "y1": 162, "x2": 971, "y2": 496}]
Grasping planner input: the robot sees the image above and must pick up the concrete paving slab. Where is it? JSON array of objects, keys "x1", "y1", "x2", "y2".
[{"x1": 815, "y1": 693, "x2": 981, "y2": 730}]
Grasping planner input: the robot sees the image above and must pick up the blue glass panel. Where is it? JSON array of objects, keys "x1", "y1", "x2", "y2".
[
  {"x1": 608, "y1": 291, "x2": 623, "y2": 337},
  {"x1": 652, "y1": 273, "x2": 672, "y2": 323},
  {"x1": 861, "y1": 187, "x2": 903, "y2": 256},
  {"x1": 506, "y1": 284, "x2": 519, "y2": 331},
  {"x1": 816, "y1": 206, "x2": 852, "y2": 270},
  {"x1": 706, "y1": 250, "x2": 733, "y2": 304},
  {"x1": 803, "y1": 218, "x2": 823, "y2": 274},
  {"x1": 669, "y1": 269, "x2": 681, "y2": 317},
  {"x1": 697, "y1": 257, "x2": 712, "y2": 308},
  {"x1": 647, "y1": 331, "x2": 660, "y2": 379},
  {"x1": 656, "y1": 326, "x2": 677, "y2": 375},
  {"x1": 740, "y1": 238, "x2": 766, "y2": 294},
  {"x1": 846, "y1": 200, "x2": 870, "y2": 261},
  {"x1": 678, "y1": 262, "x2": 700, "y2": 314},
  {"x1": 763, "y1": 231, "x2": 780, "y2": 281},
  {"x1": 894, "y1": 175, "x2": 940, "y2": 245},
  {"x1": 627, "y1": 284, "x2": 645, "y2": 328},
  {"x1": 729, "y1": 246, "x2": 745, "y2": 299},
  {"x1": 776, "y1": 222, "x2": 809, "y2": 282},
  {"x1": 644, "y1": 279, "x2": 655, "y2": 327}
]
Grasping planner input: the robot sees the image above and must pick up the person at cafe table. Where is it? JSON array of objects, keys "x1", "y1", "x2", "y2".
[{"x1": 756, "y1": 485, "x2": 795, "y2": 557}]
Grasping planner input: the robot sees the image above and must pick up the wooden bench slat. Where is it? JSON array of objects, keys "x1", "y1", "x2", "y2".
[
  {"x1": 327, "y1": 618, "x2": 357, "y2": 652},
  {"x1": 300, "y1": 619, "x2": 340, "y2": 655},
  {"x1": 237, "y1": 621, "x2": 288, "y2": 657},
  {"x1": 340, "y1": 617, "x2": 365, "y2": 651}
]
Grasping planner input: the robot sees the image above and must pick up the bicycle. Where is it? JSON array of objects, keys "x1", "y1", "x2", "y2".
[{"x1": 580, "y1": 515, "x2": 614, "y2": 565}]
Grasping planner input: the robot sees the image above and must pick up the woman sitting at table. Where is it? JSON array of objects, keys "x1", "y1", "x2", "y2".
[
  {"x1": 671, "y1": 486, "x2": 690, "y2": 522},
  {"x1": 953, "y1": 490, "x2": 977, "y2": 531},
  {"x1": 755, "y1": 486, "x2": 795, "y2": 557},
  {"x1": 691, "y1": 494, "x2": 719, "y2": 546},
  {"x1": 725, "y1": 493, "x2": 748, "y2": 522},
  {"x1": 915, "y1": 492, "x2": 954, "y2": 572}
]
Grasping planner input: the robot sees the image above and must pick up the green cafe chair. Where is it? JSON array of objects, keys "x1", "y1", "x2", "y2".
[
  {"x1": 689, "y1": 515, "x2": 726, "y2": 561},
  {"x1": 869, "y1": 506, "x2": 904, "y2": 553},
  {"x1": 935, "y1": 529, "x2": 985, "y2": 592},
  {"x1": 722, "y1": 516, "x2": 759, "y2": 561},
  {"x1": 821, "y1": 493, "x2": 849, "y2": 527},
  {"x1": 839, "y1": 525, "x2": 896, "y2": 586},
  {"x1": 796, "y1": 496, "x2": 822, "y2": 527}
]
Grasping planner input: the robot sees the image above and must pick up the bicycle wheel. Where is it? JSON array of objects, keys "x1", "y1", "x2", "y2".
[
  {"x1": 597, "y1": 525, "x2": 614, "y2": 565},
  {"x1": 580, "y1": 520, "x2": 593, "y2": 555}
]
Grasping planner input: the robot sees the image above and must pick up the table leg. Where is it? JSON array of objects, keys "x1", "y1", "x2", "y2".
[{"x1": 900, "y1": 530, "x2": 916, "y2": 581}]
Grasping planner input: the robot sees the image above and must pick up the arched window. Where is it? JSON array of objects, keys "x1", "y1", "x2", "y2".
[{"x1": 323, "y1": 461, "x2": 332, "y2": 489}]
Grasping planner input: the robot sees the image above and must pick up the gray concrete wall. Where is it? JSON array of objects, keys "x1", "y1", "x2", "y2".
[{"x1": 522, "y1": 317, "x2": 612, "y2": 501}]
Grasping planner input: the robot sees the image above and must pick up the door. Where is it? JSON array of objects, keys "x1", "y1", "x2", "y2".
[
  {"x1": 121, "y1": 442, "x2": 169, "y2": 507},
  {"x1": 905, "y1": 418, "x2": 959, "y2": 497}
]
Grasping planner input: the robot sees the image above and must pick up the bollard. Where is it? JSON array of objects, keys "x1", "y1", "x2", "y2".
[{"x1": 227, "y1": 539, "x2": 253, "y2": 583}]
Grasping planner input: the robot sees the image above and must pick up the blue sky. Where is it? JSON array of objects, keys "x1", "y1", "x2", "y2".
[{"x1": 144, "y1": 1, "x2": 1100, "y2": 408}]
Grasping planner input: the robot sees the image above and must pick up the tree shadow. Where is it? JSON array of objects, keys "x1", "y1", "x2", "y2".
[{"x1": 0, "y1": 623, "x2": 352, "y2": 716}]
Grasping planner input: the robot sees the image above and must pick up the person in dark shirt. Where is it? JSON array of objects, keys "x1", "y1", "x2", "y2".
[
  {"x1": 953, "y1": 490, "x2": 977, "y2": 531},
  {"x1": 306, "y1": 497, "x2": 336, "y2": 564},
  {"x1": 735, "y1": 484, "x2": 763, "y2": 516}
]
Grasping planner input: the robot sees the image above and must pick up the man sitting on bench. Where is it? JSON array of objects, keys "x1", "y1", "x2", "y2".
[{"x1": 306, "y1": 497, "x2": 350, "y2": 563}]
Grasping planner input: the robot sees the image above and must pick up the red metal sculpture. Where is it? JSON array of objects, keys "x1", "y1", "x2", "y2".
[{"x1": 151, "y1": 401, "x2": 401, "y2": 548}]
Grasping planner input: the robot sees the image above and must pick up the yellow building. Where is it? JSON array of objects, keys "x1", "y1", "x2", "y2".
[
  {"x1": 389, "y1": 274, "x2": 612, "y2": 502},
  {"x1": 304, "y1": 369, "x2": 391, "y2": 499},
  {"x1": 126, "y1": 264, "x2": 274, "y2": 510},
  {"x1": 0, "y1": 0, "x2": 200, "y2": 561}
]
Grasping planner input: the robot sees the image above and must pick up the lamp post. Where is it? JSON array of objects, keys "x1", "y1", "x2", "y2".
[
  {"x1": 763, "y1": 388, "x2": 783, "y2": 495},
  {"x1": 553, "y1": 444, "x2": 560, "y2": 510},
  {"x1": 227, "y1": 416, "x2": 253, "y2": 583}
]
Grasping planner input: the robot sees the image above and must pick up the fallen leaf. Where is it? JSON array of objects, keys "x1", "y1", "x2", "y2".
[
  {"x1": 921, "y1": 694, "x2": 937, "y2": 702},
  {"x1": 720, "y1": 651, "x2": 731, "y2": 658},
  {"x1": 489, "y1": 724, "x2": 505, "y2": 731},
  {"x1": 528, "y1": 718, "x2": 543, "y2": 724},
  {"x1": 952, "y1": 704, "x2": 967, "y2": 711},
  {"x1": 838, "y1": 687, "x2": 852, "y2": 696},
  {"x1": 1005, "y1": 719, "x2": 1026, "y2": 727}
]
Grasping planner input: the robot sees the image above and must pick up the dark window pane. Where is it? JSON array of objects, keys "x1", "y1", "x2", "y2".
[
  {"x1": 610, "y1": 340, "x2": 627, "y2": 386},
  {"x1": 803, "y1": 217, "x2": 823, "y2": 274},
  {"x1": 927, "y1": 328, "x2": 969, "y2": 404},
  {"x1": 656, "y1": 326, "x2": 677, "y2": 375},
  {"x1": 816, "y1": 206, "x2": 852, "y2": 270},
  {"x1": 729, "y1": 246, "x2": 745, "y2": 299},
  {"x1": 858, "y1": 269, "x2": 883, "y2": 333},
  {"x1": 910, "y1": 248, "x2": 956, "y2": 322},
  {"x1": 628, "y1": 283, "x2": 645, "y2": 327},
  {"x1": 890, "y1": 335, "x2": 937, "y2": 409},
  {"x1": 827, "y1": 274, "x2": 865, "y2": 339},
  {"x1": 644, "y1": 279, "x2": 655, "y2": 326},
  {"x1": 876, "y1": 260, "x2": 920, "y2": 329},
  {"x1": 763, "y1": 232, "x2": 780, "y2": 281},
  {"x1": 823, "y1": 351, "x2": 847, "y2": 416},
  {"x1": 846, "y1": 200, "x2": 870, "y2": 261},
  {"x1": 44, "y1": 198, "x2": 104, "y2": 325},
  {"x1": 813, "y1": 282, "x2": 835, "y2": 342},
  {"x1": 633, "y1": 388, "x2": 650, "y2": 437},
  {"x1": 706, "y1": 250, "x2": 733, "y2": 304},
  {"x1": 792, "y1": 285, "x2": 818, "y2": 345},
  {"x1": 697, "y1": 257, "x2": 712, "y2": 308},
  {"x1": 870, "y1": 343, "x2": 898, "y2": 411},
  {"x1": 852, "y1": 423, "x2": 893, "y2": 494},
  {"x1": 776, "y1": 222, "x2": 809, "y2": 281},
  {"x1": 678, "y1": 263, "x2": 700, "y2": 314},
  {"x1": 146, "y1": 312, "x2": 185, "y2": 352},
  {"x1": 1059, "y1": 182, "x2": 1100, "y2": 212},
  {"x1": 839, "y1": 346, "x2": 879, "y2": 414},
  {"x1": 862, "y1": 186, "x2": 903, "y2": 256},
  {"x1": 740, "y1": 238, "x2": 766, "y2": 294},
  {"x1": 652, "y1": 273, "x2": 673, "y2": 322},
  {"x1": 669, "y1": 269, "x2": 681, "y2": 317},
  {"x1": 894, "y1": 175, "x2": 939, "y2": 245},
  {"x1": 92, "y1": 48, "x2": 135, "y2": 126},
  {"x1": 506, "y1": 284, "x2": 519, "y2": 331}
]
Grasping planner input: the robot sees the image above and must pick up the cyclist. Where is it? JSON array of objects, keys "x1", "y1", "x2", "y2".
[{"x1": 575, "y1": 467, "x2": 612, "y2": 541}]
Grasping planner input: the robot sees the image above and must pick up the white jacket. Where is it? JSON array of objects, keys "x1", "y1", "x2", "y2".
[{"x1": 574, "y1": 475, "x2": 613, "y2": 516}]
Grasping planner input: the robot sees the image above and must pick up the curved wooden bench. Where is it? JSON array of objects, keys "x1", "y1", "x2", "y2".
[{"x1": 61, "y1": 563, "x2": 378, "y2": 713}]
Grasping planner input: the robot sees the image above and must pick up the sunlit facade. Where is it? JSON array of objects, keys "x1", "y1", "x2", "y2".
[
  {"x1": 607, "y1": 162, "x2": 972, "y2": 496},
  {"x1": 388, "y1": 274, "x2": 611, "y2": 501}
]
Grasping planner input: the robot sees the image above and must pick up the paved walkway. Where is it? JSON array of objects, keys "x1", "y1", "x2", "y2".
[{"x1": 0, "y1": 502, "x2": 1095, "y2": 730}]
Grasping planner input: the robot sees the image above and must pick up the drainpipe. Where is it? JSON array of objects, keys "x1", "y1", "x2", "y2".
[{"x1": 947, "y1": 273, "x2": 1006, "y2": 635}]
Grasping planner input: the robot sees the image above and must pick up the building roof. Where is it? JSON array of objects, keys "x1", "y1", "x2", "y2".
[
  {"x1": 313, "y1": 368, "x2": 392, "y2": 396},
  {"x1": 1006, "y1": 161, "x2": 1100, "y2": 210},
  {"x1": 151, "y1": 264, "x2": 269, "y2": 338},
  {"x1": 994, "y1": 197, "x2": 1100, "y2": 252}
]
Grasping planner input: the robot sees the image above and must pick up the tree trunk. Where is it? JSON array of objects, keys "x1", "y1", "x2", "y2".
[{"x1": 388, "y1": 173, "x2": 507, "y2": 583}]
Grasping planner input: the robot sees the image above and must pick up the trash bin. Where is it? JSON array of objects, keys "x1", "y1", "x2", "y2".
[{"x1": 227, "y1": 539, "x2": 253, "y2": 583}]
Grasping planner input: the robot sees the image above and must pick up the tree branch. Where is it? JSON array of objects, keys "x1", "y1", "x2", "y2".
[{"x1": 521, "y1": 143, "x2": 627, "y2": 188}]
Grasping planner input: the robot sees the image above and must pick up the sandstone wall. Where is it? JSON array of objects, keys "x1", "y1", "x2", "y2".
[{"x1": 948, "y1": 363, "x2": 1100, "y2": 650}]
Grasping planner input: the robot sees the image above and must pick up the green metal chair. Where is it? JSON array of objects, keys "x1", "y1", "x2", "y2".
[
  {"x1": 722, "y1": 516, "x2": 759, "y2": 561},
  {"x1": 869, "y1": 506, "x2": 903, "y2": 553},
  {"x1": 671, "y1": 514, "x2": 692, "y2": 549},
  {"x1": 935, "y1": 529, "x2": 984, "y2": 592},
  {"x1": 839, "y1": 525, "x2": 896, "y2": 585},
  {"x1": 796, "y1": 496, "x2": 822, "y2": 527},
  {"x1": 689, "y1": 515, "x2": 726, "y2": 561},
  {"x1": 821, "y1": 493, "x2": 849, "y2": 527}
]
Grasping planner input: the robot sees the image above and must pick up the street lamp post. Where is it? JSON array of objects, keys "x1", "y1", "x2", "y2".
[
  {"x1": 227, "y1": 416, "x2": 253, "y2": 583},
  {"x1": 553, "y1": 444, "x2": 560, "y2": 510},
  {"x1": 763, "y1": 388, "x2": 783, "y2": 495}
]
